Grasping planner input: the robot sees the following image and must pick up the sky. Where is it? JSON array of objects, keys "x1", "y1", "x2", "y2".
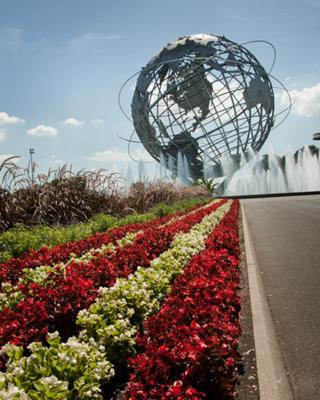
[{"x1": 0, "y1": 0, "x2": 319, "y2": 178}]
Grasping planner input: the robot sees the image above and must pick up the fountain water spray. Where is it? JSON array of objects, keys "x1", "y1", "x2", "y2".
[
  {"x1": 176, "y1": 152, "x2": 191, "y2": 185},
  {"x1": 221, "y1": 146, "x2": 320, "y2": 195}
]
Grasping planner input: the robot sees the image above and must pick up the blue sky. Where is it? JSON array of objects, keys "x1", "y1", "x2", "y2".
[{"x1": 0, "y1": 0, "x2": 319, "y2": 177}]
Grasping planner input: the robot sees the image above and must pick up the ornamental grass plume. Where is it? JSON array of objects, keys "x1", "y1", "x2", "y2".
[{"x1": 0, "y1": 156, "x2": 208, "y2": 232}]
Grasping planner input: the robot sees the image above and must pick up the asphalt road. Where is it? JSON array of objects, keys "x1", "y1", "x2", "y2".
[{"x1": 242, "y1": 195, "x2": 320, "y2": 400}]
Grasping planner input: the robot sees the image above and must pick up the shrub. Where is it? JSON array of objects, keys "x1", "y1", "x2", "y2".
[{"x1": 0, "y1": 197, "x2": 208, "y2": 261}]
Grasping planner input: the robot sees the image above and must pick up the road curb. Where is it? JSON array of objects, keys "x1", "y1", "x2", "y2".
[{"x1": 241, "y1": 203, "x2": 294, "y2": 400}]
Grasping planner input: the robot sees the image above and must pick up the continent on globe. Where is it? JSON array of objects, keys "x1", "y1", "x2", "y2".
[{"x1": 131, "y1": 34, "x2": 275, "y2": 179}]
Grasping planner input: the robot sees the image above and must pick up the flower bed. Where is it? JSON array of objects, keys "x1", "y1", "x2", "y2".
[
  {"x1": 125, "y1": 200, "x2": 241, "y2": 400},
  {"x1": 0, "y1": 200, "x2": 213, "y2": 289},
  {"x1": 0, "y1": 196, "x2": 209, "y2": 262},
  {"x1": 0, "y1": 200, "x2": 214, "y2": 309},
  {"x1": 0, "y1": 200, "x2": 226, "y2": 351},
  {"x1": 0, "y1": 204, "x2": 197, "y2": 286},
  {"x1": 0, "y1": 200, "x2": 232, "y2": 399}
]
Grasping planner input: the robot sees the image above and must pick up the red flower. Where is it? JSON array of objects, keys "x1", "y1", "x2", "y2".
[
  {"x1": 125, "y1": 201, "x2": 242, "y2": 400},
  {"x1": 0, "y1": 200, "x2": 227, "y2": 362}
]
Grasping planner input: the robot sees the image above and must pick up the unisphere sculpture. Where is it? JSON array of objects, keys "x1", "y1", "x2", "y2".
[{"x1": 130, "y1": 34, "x2": 275, "y2": 179}]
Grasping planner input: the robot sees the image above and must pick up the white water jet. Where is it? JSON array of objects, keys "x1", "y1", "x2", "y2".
[
  {"x1": 225, "y1": 146, "x2": 320, "y2": 195},
  {"x1": 168, "y1": 154, "x2": 175, "y2": 179},
  {"x1": 138, "y1": 158, "x2": 145, "y2": 182},
  {"x1": 203, "y1": 152, "x2": 215, "y2": 181},
  {"x1": 125, "y1": 163, "x2": 134, "y2": 187},
  {"x1": 177, "y1": 152, "x2": 191, "y2": 185},
  {"x1": 159, "y1": 152, "x2": 168, "y2": 179},
  {"x1": 183, "y1": 154, "x2": 191, "y2": 184},
  {"x1": 285, "y1": 148, "x2": 297, "y2": 192},
  {"x1": 268, "y1": 151, "x2": 286, "y2": 193},
  {"x1": 220, "y1": 153, "x2": 240, "y2": 188}
]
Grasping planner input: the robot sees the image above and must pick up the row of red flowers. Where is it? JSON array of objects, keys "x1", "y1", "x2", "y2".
[
  {"x1": 124, "y1": 200, "x2": 241, "y2": 400},
  {"x1": 0, "y1": 200, "x2": 227, "y2": 364},
  {"x1": 0, "y1": 206, "x2": 200, "y2": 286}
]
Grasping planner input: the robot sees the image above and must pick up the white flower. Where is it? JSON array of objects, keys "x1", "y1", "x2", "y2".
[
  {"x1": 12, "y1": 367, "x2": 23, "y2": 376},
  {"x1": 0, "y1": 383, "x2": 30, "y2": 399},
  {"x1": 0, "y1": 201, "x2": 232, "y2": 397}
]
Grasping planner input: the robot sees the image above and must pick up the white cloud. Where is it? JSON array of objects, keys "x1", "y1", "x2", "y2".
[
  {"x1": 281, "y1": 83, "x2": 320, "y2": 117},
  {"x1": 27, "y1": 125, "x2": 58, "y2": 137},
  {"x1": 0, "y1": 111, "x2": 25, "y2": 126},
  {"x1": 63, "y1": 117, "x2": 85, "y2": 126},
  {"x1": 87, "y1": 147, "x2": 153, "y2": 163},
  {"x1": 88, "y1": 148, "x2": 131, "y2": 163},
  {"x1": 90, "y1": 118, "x2": 103, "y2": 125},
  {"x1": 0, "y1": 131, "x2": 6, "y2": 141},
  {"x1": 69, "y1": 32, "x2": 123, "y2": 53},
  {"x1": 72, "y1": 32, "x2": 123, "y2": 44}
]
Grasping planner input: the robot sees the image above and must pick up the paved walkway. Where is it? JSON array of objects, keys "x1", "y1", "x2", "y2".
[{"x1": 242, "y1": 195, "x2": 320, "y2": 400}]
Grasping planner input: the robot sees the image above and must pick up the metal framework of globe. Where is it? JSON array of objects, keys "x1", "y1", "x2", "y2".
[{"x1": 131, "y1": 34, "x2": 275, "y2": 178}]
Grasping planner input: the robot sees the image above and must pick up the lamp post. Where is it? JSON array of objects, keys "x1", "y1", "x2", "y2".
[
  {"x1": 29, "y1": 148, "x2": 35, "y2": 184},
  {"x1": 313, "y1": 132, "x2": 320, "y2": 141}
]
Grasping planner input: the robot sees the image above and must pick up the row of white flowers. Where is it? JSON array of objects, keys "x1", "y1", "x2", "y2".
[
  {"x1": 0, "y1": 201, "x2": 215, "y2": 311},
  {"x1": 0, "y1": 232, "x2": 136, "y2": 312},
  {"x1": 0, "y1": 201, "x2": 231, "y2": 400}
]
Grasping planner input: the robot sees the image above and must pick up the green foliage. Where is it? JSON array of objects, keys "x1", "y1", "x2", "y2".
[
  {"x1": 197, "y1": 177, "x2": 218, "y2": 195},
  {"x1": 86, "y1": 214, "x2": 116, "y2": 233},
  {"x1": 0, "y1": 157, "x2": 209, "y2": 233},
  {"x1": 0, "y1": 202, "x2": 230, "y2": 399},
  {"x1": 77, "y1": 202, "x2": 231, "y2": 362},
  {"x1": 0, "y1": 197, "x2": 209, "y2": 261},
  {"x1": 0, "y1": 332, "x2": 114, "y2": 399}
]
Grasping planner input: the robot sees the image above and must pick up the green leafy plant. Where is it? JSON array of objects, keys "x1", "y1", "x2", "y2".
[
  {"x1": 0, "y1": 197, "x2": 208, "y2": 261},
  {"x1": 0, "y1": 201, "x2": 230, "y2": 399},
  {"x1": 197, "y1": 177, "x2": 218, "y2": 195},
  {"x1": 0, "y1": 332, "x2": 115, "y2": 399}
]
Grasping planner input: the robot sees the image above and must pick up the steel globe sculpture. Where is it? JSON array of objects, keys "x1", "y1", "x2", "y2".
[{"x1": 130, "y1": 34, "x2": 275, "y2": 179}]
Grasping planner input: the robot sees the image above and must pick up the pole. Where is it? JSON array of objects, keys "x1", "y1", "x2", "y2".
[
  {"x1": 29, "y1": 148, "x2": 35, "y2": 184},
  {"x1": 313, "y1": 132, "x2": 320, "y2": 141}
]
